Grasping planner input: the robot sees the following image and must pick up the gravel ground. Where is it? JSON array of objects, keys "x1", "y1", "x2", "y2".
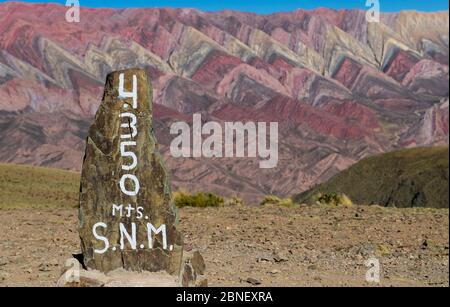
[{"x1": 0, "y1": 204, "x2": 448, "y2": 287}]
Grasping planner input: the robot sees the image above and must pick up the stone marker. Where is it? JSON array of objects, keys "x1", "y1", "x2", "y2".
[{"x1": 71, "y1": 68, "x2": 205, "y2": 286}]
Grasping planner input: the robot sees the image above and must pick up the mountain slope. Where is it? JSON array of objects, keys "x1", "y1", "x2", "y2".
[
  {"x1": 0, "y1": 3, "x2": 448, "y2": 202},
  {"x1": 294, "y1": 147, "x2": 449, "y2": 208}
]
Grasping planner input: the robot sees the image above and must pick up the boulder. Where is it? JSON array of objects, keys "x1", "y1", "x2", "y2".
[{"x1": 77, "y1": 68, "x2": 200, "y2": 284}]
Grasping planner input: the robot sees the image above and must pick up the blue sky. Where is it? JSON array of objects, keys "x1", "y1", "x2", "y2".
[{"x1": 2, "y1": 0, "x2": 449, "y2": 13}]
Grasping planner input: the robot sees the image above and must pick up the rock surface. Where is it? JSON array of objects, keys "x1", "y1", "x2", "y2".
[
  {"x1": 57, "y1": 267, "x2": 180, "y2": 287},
  {"x1": 180, "y1": 251, "x2": 208, "y2": 287},
  {"x1": 78, "y1": 68, "x2": 183, "y2": 275}
]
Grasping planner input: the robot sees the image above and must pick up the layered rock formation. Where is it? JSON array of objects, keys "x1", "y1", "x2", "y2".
[{"x1": 0, "y1": 3, "x2": 448, "y2": 202}]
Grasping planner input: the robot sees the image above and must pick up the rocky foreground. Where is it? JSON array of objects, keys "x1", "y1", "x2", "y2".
[{"x1": 0, "y1": 204, "x2": 448, "y2": 287}]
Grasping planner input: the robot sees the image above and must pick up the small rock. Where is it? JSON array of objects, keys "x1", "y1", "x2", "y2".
[
  {"x1": 269, "y1": 269, "x2": 280, "y2": 275},
  {"x1": 308, "y1": 265, "x2": 317, "y2": 270},
  {"x1": 305, "y1": 244, "x2": 315, "y2": 250},
  {"x1": 257, "y1": 257, "x2": 272, "y2": 263},
  {"x1": 0, "y1": 272, "x2": 10, "y2": 281},
  {"x1": 273, "y1": 253, "x2": 288, "y2": 263},
  {"x1": 38, "y1": 263, "x2": 51, "y2": 272},
  {"x1": 246, "y1": 277, "x2": 261, "y2": 285},
  {"x1": 273, "y1": 256, "x2": 287, "y2": 263},
  {"x1": 191, "y1": 251, "x2": 206, "y2": 275}
]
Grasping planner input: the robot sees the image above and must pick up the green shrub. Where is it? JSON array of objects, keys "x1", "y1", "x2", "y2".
[
  {"x1": 376, "y1": 244, "x2": 391, "y2": 257},
  {"x1": 260, "y1": 195, "x2": 295, "y2": 207},
  {"x1": 174, "y1": 191, "x2": 224, "y2": 208},
  {"x1": 312, "y1": 192, "x2": 353, "y2": 206},
  {"x1": 224, "y1": 196, "x2": 245, "y2": 207}
]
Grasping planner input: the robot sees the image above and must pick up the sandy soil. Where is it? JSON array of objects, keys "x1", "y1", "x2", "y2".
[{"x1": 0, "y1": 205, "x2": 448, "y2": 287}]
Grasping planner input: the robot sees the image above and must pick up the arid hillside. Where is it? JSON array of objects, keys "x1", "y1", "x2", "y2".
[{"x1": 295, "y1": 147, "x2": 449, "y2": 208}]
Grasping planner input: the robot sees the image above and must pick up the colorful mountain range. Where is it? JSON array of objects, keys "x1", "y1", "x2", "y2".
[{"x1": 0, "y1": 2, "x2": 448, "y2": 202}]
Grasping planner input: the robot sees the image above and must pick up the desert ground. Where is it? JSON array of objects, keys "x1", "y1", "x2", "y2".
[{"x1": 0, "y1": 204, "x2": 448, "y2": 287}]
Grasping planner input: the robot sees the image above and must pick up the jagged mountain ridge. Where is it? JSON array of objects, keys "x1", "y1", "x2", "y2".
[{"x1": 0, "y1": 2, "x2": 448, "y2": 202}]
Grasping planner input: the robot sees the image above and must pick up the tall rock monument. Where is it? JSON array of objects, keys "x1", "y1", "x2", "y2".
[{"x1": 77, "y1": 68, "x2": 189, "y2": 280}]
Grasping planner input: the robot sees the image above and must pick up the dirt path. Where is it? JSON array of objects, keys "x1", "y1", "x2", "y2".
[{"x1": 0, "y1": 205, "x2": 448, "y2": 287}]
